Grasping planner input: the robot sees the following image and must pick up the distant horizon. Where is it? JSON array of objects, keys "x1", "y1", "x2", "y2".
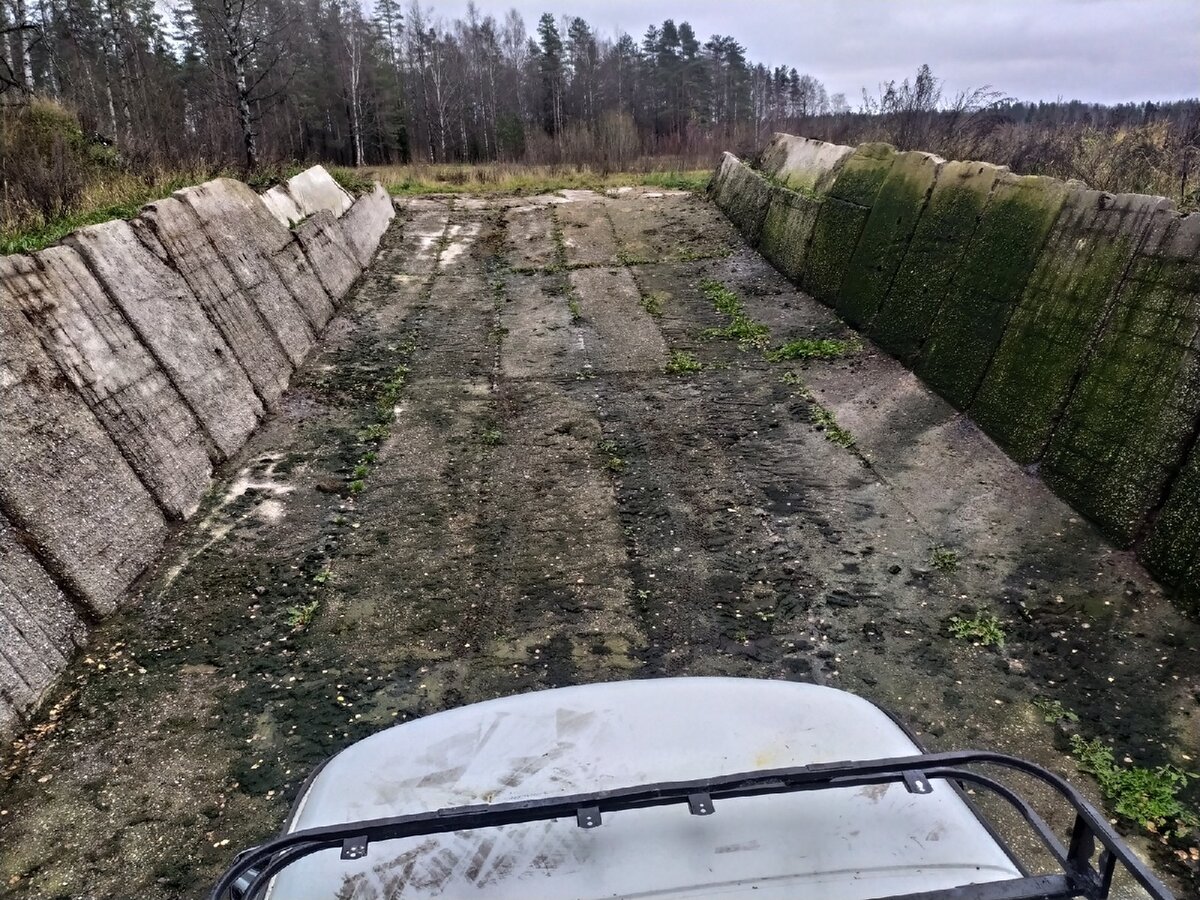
[{"x1": 423, "y1": 0, "x2": 1200, "y2": 107}]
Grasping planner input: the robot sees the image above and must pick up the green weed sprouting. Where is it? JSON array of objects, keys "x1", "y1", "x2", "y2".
[
  {"x1": 1033, "y1": 697, "x2": 1079, "y2": 723},
  {"x1": 699, "y1": 279, "x2": 770, "y2": 350},
  {"x1": 929, "y1": 545, "x2": 960, "y2": 573},
  {"x1": 597, "y1": 439, "x2": 626, "y2": 472},
  {"x1": 640, "y1": 291, "x2": 667, "y2": 317},
  {"x1": 285, "y1": 601, "x2": 320, "y2": 629},
  {"x1": 765, "y1": 337, "x2": 860, "y2": 362},
  {"x1": 1070, "y1": 735, "x2": 1198, "y2": 835},
  {"x1": 948, "y1": 610, "x2": 1006, "y2": 648},
  {"x1": 810, "y1": 405, "x2": 855, "y2": 448},
  {"x1": 665, "y1": 350, "x2": 703, "y2": 375}
]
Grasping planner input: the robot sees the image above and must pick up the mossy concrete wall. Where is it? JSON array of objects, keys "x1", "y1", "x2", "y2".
[
  {"x1": 759, "y1": 186, "x2": 823, "y2": 282},
  {"x1": 801, "y1": 143, "x2": 898, "y2": 303},
  {"x1": 973, "y1": 190, "x2": 1172, "y2": 463},
  {"x1": 758, "y1": 132, "x2": 854, "y2": 193},
  {"x1": 835, "y1": 151, "x2": 941, "y2": 328},
  {"x1": 1143, "y1": 441, "x2": 1200, "y2": 604},
  {"x1": 868, "y1": 161, "x2": 1004, "y2": 363},
  {"x1": 1042, "y1": 211, "x2": 1200, "y2": 545},
  {"x1": 0, "y1": 168, "x2": 394, "y2": 737},
  {"x1": 710, "y1": 152, "x2": 772, "y2": 246},
  {"x1": 916, "y1": 172, "x2": 1069, "y2": 409},
  {"x1": 711, "y1": 132, "x2": 1200, "y2": 608}
]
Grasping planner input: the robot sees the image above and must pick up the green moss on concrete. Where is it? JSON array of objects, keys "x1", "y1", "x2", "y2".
[
  {"x1": 798, "y1": 143, "x2": 897, "y2": 306},
  {"x1": 758, "y1": 133, "x2": 855, "y2": 195},
  {"x1": 835, "y1": 151, "x2": 940, "y2": 328},
  {"x1": 800, "y1": 198, "x2": 870, "y2": 304},
  {"x1": 916, "y1": 174, "x2": 1069, "y2": 409},
  {"x1": 759, "y1": 185, "x2": 823, "y2": 282},
  {"x1": 1041, "y1": 212, "x2": 1200, "y2": 543},
  {"x1": 826, "y1": 142, "x2": 897, "y2": 206},
  {"x1": 710, "y1": 153, "x2": 772, "y2": 246},
  {"x1": 1141, "y1": 440, "x2": 1200, "y2": 609},
  {"x1": 973, "y1": 190, "x2": 1168, "y2": 463},
  {"x1": 869, "y1": 161, "x2": 1002, "y2": 363}
]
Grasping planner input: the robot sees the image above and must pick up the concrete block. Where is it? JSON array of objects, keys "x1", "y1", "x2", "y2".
[
  {"x1": 1043, "y1": 211, "x2": 1200, "y2": 543},
  {"x1": 285, "y1": 165, "x2": 354, "y2": 218},
  {"x1": 295, "y1": 211, "x2": 362, "y2": 300},
  {"x1": 915, "y1": 172, "x2": 1069, "y2": 409},
  {"x1": 176, "y1": 177, "x2": 331, "y2": 341},
  {"x1": 973, "y1": 189, "x2": 1172, "y2": 462},
  {"x1": 835, "y1": 151, "x2": 942, "y2": 327},
  {"x1": 799, "y1": 143, "x2": 898, "y2": 304},
  {"x1": 1141, "y1": 437, "x2": 1200, "y2": 607},
  {"x1": 0, "y1": 289, "x2": 166, "y2": 613},
  {"x1": 339, "y1": 184, "x2": 396, "y2": 268},
  {"x1": 709, "y1": 153, "x2": 772, "y2": 246},
  {"x1": 0, "y1": 511, "x2": 87, "y2": 737},
  {"x1": 758, "y1": 133, "x2": 854, "y2": 194},
  {"x1": 66, "y1": 219, "x2": 263, "y2": 460},
  {"x1": 138, "y1": 196, "x2": 294, "y2": 405},
  {"x1": 262, "y1": 184, "x2": 304, "y2": 227},
  {"x1": 3, "y1": 248, "x2": 211, "y2": 520},
  {"x1": 869, "y1": 161, "x2": 1005, "y2": 363},
  {"x1": 758, "y1": 184, "x2": 822, "y2": 283}
]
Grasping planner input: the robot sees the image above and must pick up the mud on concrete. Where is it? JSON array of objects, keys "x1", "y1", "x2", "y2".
[{"x1": 1, "y1": 189, "x2": 1198, "y2": 898}]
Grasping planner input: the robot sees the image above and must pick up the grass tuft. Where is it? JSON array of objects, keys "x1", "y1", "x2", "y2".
[
  {"x1": 1033, "y1": 697, "x2": 1079, "y2": 724},
  {"x1": 929, "y1": 545, "x2": 960, "y2": 573},
  {"x1": 765, "y1": 337, "x2": 861, "y2": 362},
  {"x1": 699, "y1": 279, "x2": 770, "y2": 350},
  {"x1": 1070, "y1": 735, "x2": 1198, "y2": 835},
  {"x1": 810, "y1": 405, "x2": 855, "y2": 448},
  {"x1": 948, "y1": 610, "x2": 1006, "y2": 648},
  {"x1": 665, "y1": 350, "x2": 703, "y2": 375},
  {"x1": 285, "y1": 601, "x2": 319, "y2": 629}
]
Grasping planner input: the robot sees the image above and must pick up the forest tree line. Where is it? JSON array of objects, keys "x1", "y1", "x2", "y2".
[
  {"x1": 1, "y1": 0, "x2": 855, "y2": 169},
  {"x1": 2, "y1": 0, "x2": 1194, "y2": 168},
  {"x1": 1, "y1": 0, "x2": 1197, "y2": 234}
]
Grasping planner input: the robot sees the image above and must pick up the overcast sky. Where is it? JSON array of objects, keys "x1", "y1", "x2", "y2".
[{"x1": 436, "y1": 0, "x2": 1199, "y2": 105}]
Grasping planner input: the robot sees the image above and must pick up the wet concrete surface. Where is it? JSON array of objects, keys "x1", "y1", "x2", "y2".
[{"x1": 1, "y1": 188, "x2": 1197, "y2": 898}]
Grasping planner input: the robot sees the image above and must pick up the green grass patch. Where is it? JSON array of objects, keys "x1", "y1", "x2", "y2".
[
  {"x1": 1070, "y1": 735, "x2": 1198, "y2": 835},
  {"x1": 765, "y1": 337, "x2": 860, "y2": 362},
  {"x1": 285, "y1": 601, "x2": 319, "y2": 629},
  {"x1": 327, "y1": 166, "x2": 376, "y2": 195},
  {"x1": 480, "y1": 427, "x2": 504, "y2": 446},
  {"x1": 1033, "y1": 697, "x2": 1079, "y2": 724},
  {"x1": 567, "y1": 296, "x2": 583, "y2": 322},
  {"x1": 810, "y1": 405, "x2": 855, "y2": 448},
  {"x1": 699, "y1": 279, "x2": 770, "y2": 350},
  {"x1": 640, "y1": 291, "x2": 668, "y2": 317},
  {"x1": 929, "y1": 545, "x2": 960, "y2": 573},
  {"x1": 665, "y1": 350, "x2": 703, "y2": 375},
  {"x1": 948, "y1": 610, "x2": 1006, "y2": 648},
  {"x1": 597, "y1": 439, "x2": 626, "y2": 472}
]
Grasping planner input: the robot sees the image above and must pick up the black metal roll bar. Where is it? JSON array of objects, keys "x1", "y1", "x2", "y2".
[{"x1": 208, "y1": 749, "x2": 1174, "y2": 900}]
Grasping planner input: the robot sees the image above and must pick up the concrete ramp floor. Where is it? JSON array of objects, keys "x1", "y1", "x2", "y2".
[{"x1": 1, "y1": 190, "x2": 1196, "y2": 896}]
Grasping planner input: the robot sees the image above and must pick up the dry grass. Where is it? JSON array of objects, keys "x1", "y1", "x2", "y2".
[
  {"x1": 0, "y1": 166, "x2": 227, "y2": 255},
  {"x1": 364, "y1": 161, "x2": 711, "y2": 197}
]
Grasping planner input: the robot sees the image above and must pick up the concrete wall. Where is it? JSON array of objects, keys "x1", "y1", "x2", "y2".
[
  {"x1": 0, "y1": 167, "x2": 394, "y2": 737},
  {"x1": 710, "y1": 135, "x2": 1200, "y2": 609}
]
